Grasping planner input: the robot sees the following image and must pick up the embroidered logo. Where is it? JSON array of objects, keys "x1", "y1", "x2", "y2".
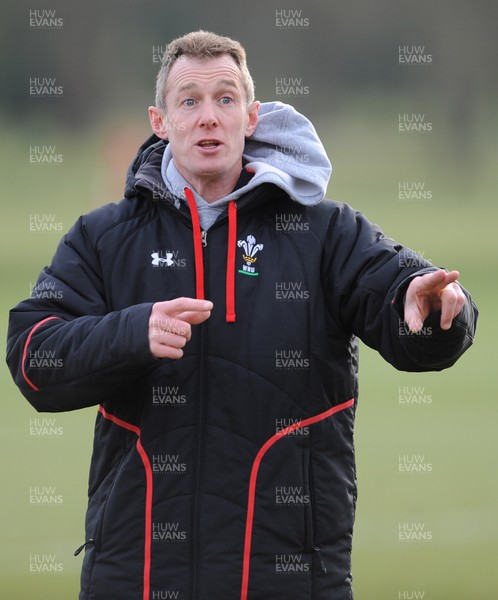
[{"x1": 237, "y1": 235, "x2": 264, "y2": 277}]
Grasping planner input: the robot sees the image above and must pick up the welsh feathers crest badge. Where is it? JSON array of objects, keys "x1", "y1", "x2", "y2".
[{"x1": 238, "y1": 235, "x2": 263, "y2": 277}]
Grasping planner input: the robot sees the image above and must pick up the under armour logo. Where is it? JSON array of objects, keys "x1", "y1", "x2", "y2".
[{"x1": 151, "y1": 252, "x2": 174, "y2": 267}]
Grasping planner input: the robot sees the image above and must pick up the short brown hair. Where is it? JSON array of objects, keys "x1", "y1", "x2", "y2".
[{"x1": 155, "y1": 30, "x2": 255, "y2": 110}]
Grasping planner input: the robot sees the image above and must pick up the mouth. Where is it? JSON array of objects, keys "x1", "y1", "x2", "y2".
[{"x1": 196, "y1": 139, "x2": 222, "y2": 149}]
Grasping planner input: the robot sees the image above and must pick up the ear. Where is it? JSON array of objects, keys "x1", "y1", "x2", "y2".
[
  {"x1": 245, "y1": 101, "x2": 260, "y2": 137},
  {"x1": 148, "y1": 106, "x2": 168, "y2": 140}
]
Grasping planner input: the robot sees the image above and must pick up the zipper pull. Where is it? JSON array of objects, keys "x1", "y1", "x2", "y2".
[
  {"x1": 74, "y1": 539, "x2": 95, "y2": 556},
  {"x1": 313, "y1": 546, "x2": 327, "y2": 574},
  {"x1": 201, "y1": 230, "x2": 208, "y2": 247}
]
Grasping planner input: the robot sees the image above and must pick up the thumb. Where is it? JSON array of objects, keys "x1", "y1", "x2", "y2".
[
  {"x1": 403, "y1": 282, "x2": 426, "y2": 333},
  {"x1": 403, "y1": 300, "x2": 424, "y2": 333}
]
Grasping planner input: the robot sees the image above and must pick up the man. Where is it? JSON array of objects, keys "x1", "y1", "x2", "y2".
[{"x1": 7, "y1": 31, "x2": 477, "y2": 600}]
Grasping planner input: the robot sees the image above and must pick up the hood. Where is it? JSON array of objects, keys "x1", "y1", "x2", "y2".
[
  {"x1": 124, "y1": 134, "x2": 166, "y2": 200},
  {"x1": 242, "y1": 101, "x2": 332, "y2": 206}
]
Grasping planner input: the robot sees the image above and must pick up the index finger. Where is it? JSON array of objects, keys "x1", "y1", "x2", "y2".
[
  {"x1": 416, "y1": 269, "x2": 460, "y2": 293},
  {"x1": 160, "y1": 297, "x2": 214, "y2": 317}
]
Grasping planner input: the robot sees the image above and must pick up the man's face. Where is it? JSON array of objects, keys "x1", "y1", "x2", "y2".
[{"x1": 150, "y1": 55, "x2": 259, "y2": 194}]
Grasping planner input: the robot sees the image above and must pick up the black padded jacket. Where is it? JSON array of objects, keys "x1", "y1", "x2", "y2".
[{"x1": 6, "y1": 136, "x2": 478, "y2": 600}]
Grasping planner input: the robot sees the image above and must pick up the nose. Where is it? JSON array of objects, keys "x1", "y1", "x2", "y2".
[{"x1": 198, "y1": 100, "x2": 218, "y2": 128}]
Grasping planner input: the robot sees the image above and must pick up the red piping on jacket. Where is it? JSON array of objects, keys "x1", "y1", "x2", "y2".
[
  {"x1": 239, "y1": 397, "x2": 355, "y2": 600},
  {"x1": 21, "y1": 316, "x2": 61, "y2": 391},
  {"x1": 98, "y1": 406, "x2": 153, "y2": 600},
  {"x1": 184, "y1": 187, "x2": 238, "y2": 323}
]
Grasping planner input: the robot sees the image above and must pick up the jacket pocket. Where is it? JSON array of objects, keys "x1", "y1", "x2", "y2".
[
  {"x1": 303, "y1": 446, "x2": 314, "y2": 552},
  {"x1": 86, "y1": 450, "x2": 127, "y2": 553},
  {"x1": 78, "y1": 451, "x2": 128, "y2": 597},
  {"x1": 303, "y1": 447, "x2": 329, "y2": 575}
]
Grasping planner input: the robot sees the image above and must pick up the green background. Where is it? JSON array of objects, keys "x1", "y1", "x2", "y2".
[{"x1": 1, "y1": 0, "x2": 496, "y2": 597}]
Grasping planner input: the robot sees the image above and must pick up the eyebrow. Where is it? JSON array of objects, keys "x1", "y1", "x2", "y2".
[{"x1": 176, "y1": 78, "x2": 239, "y2": 95}]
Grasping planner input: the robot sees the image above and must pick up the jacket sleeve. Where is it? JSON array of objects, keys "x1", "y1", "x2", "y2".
[
  {"x1": 6, "y1": 214, "x2": 156, "y2": 412},
  {"x1": 321, "y1": 203, "x2": 478, "y2": 371}
]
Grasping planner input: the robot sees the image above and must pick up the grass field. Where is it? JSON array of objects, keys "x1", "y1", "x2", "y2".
[{"x1": 1, "y1": 107, "x2": 496, "y2": 598}]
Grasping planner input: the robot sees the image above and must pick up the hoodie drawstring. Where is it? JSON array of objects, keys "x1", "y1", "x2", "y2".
[
  {"x1": 184, "y1": 188, "x2": 205, "y2": 300},
  {"x1": 226, "y1": 201, "x2": 237, "y2": 323},
  {"x1": 184, "y1": 187, "x2": 237, "y2": 323}
]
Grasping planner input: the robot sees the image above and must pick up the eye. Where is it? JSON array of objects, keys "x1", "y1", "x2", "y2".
[
  {"x1": 182, "y1": 98, "x2": 196, "y2": 107},
  {"x1": 220, "y1": 96, "x2": 233, "y2": 105}
]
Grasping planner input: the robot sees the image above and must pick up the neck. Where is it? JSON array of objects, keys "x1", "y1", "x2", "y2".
[{"x1": 173, "y1": 160, "x2": 242, "y2": 203}]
